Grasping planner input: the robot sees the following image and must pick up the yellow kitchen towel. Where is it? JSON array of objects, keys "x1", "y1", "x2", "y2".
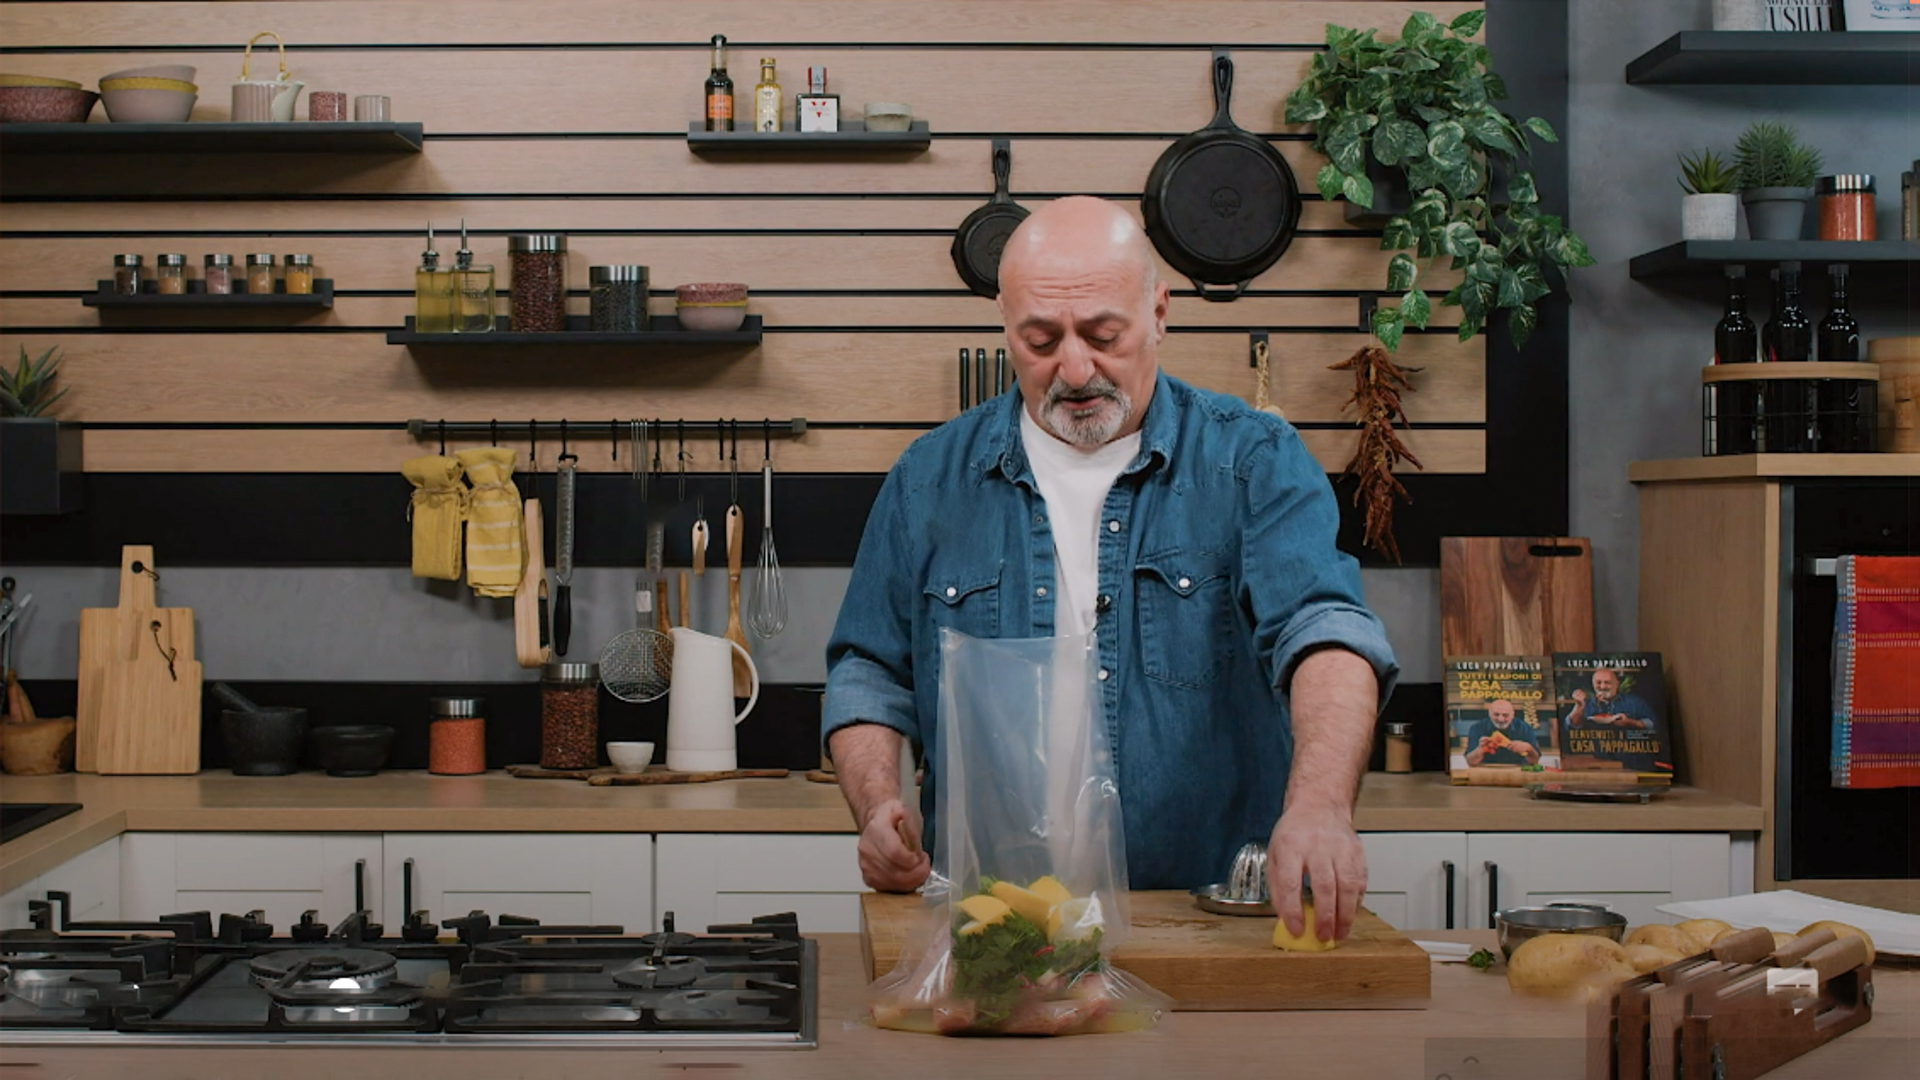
[
  {"x1": 456, "y1": 446, "x2": 523, "y2": 597},
  {"x1": 401, "y1": 454, "x2": 467, "y2": 581}
]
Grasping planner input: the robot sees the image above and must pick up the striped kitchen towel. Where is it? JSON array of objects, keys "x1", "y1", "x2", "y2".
[
  {"x1": 1832, "y1": 555, "x2": 1920, "y2": 789},
  {"x1": 454, "y1": 446, "x2": 523, "y2": 598}
]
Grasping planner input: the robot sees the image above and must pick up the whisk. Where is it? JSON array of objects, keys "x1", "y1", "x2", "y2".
[{"x1": 748, "y1": 424, "x2": 788, "y2": 639}]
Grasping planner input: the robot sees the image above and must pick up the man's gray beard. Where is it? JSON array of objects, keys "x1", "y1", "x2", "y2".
[{"x1": 1039, "y1": 374, "x2": 1133, "y2": 447}]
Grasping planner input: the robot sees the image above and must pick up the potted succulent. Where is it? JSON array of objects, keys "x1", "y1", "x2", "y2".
[
  {"x1": 0, "y1": 345, "x2": 83, "y2": 515},
  {"x1": 1679, "y1": 148, "x2": 1740, "y2": 241},
  {"x1": 1735, "y1": 122, "x2": 1823, "y2": 241}
]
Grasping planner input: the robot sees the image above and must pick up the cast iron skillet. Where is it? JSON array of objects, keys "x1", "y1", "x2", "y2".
[
  {"x1": 951, "y1": 138, "x2": 1029, "y2": 298},
  {"x1": 1143, "y1": 50, "x2": 1302, "y2": 301}
]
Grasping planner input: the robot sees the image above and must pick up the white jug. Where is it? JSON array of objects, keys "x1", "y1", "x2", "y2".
[{"x1": 665, "y1": 627, "x2": 759, "y2": 772}]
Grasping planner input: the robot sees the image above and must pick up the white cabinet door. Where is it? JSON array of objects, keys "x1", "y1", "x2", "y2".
[
  {"x1": 1464, "y1": 833, "x2": 1731, "y2": 929},
  {"x1": 0, "y1": 837, "x2": 121, "y2": 929},
  {"x1": 383, "y1": 834, "x2": 651, "y2": 932},
  {"x1": 1359, "y1": 832, "x2": 1468, "y2": 931},
  {"x1": 655, "y1": 834, "x2": 864, "y2": 934},
  {"x1": 121, "y1": 833, "x2": 383, "y2": 928}
]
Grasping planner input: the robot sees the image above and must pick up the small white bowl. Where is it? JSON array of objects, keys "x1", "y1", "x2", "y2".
[
  {"x1": 863, "y1": 103, "x2": 913, "y2": 132},
  {"x1": 675, "y1": 302, "x2": 748, "y2": 333},
  {"x1": 606, "y1": 741, "x2": 655, "y2": 774}
]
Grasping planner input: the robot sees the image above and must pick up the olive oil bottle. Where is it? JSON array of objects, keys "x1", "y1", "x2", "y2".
[
  {"x1": 452, "y1": 218, "x2": 496, "y2": 333},
  {"x1": 753, "y1": 58, "x2": 782, "y2": 133},
  {"x1": 414, "y1": 221, "x2": 456, "y2": 334}
]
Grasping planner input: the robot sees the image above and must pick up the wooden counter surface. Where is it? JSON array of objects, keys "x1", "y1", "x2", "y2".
[
  {"x1": 0, "y1": 931, "x2": 1911, "y2": 1080},
  {"x1": 0, "y1": 771, "x2": 1763, "y2": 886},
  {"x1": 1629, "y1": 454, "x2": 1920, "y2": 483}
]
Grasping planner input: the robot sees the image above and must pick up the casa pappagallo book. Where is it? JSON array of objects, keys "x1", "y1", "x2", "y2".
[
  {"x1": 1446, "y1": 655, "x2": 1558, "y2": 784},
  {"x1": 1551, "y1": 652, "x2": 1672, "y2": 782}
]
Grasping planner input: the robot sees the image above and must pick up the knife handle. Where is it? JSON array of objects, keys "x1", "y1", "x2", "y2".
[
  {"x1": 552, "y1": 585, "x2": 571, "y2": 657},
  {"x1": 726, "y1": 505, "x2": 744, "y2": 579},
  {"x1": 693, "y1": 520, "x2": 709, "y2": 576}
]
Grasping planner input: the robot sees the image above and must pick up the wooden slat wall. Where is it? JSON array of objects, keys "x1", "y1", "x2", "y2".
[{"x1": 0, "y1": 0, "x2": 1485, "y2": 476}]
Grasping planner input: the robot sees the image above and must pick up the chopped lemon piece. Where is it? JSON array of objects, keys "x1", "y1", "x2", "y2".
[
  {"x1": 957, "y1": 919, "x2": 988, "y2": 936},
  {"x1": 1272, "y1": 902, "x2": 1338, "y2": 952},
  {"x1": 989, "y1": 881, "x2": 1053, "y2": 927},
  {"x1": 957, "y1": 894, "x2": 1011, "y2": 926},
  {"x1": 1028, "y1": 875, "x2": 1072, "y2": 907},
  {"x1": 1049, "y1": 896, "x2": 1103, "y2": 942}
]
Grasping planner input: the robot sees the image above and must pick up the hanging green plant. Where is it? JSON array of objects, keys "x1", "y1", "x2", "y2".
[{"x1": 1284, "y1": 10, "x2": 1594, "y2": 352}]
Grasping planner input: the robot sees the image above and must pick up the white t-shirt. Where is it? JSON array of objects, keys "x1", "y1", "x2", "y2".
[{"x1": 1019, "y1": 407, "x2": 1142, "y2": 639}]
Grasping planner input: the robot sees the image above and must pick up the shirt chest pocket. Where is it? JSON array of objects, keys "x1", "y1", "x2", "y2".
[
  {"x1": 1135, "y1": 550, "x2": 1236, "y2": 688},
  {"x1": 924, "y1": 563, "x2": 1001, "y2": 640}
]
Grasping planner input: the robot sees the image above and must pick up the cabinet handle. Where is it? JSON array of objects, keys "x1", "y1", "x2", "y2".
[
  {"x1": 355, "y1": 858, "x2": 367, "y2": 914},
  {"x1": 404, "y1": 858, "x2": 416, "y2": 917},
  {"x1": 1484, "y1": 860, "x2": 1499, "y2": 929},
  {"x1": 1442, "y1": 861, "x2": 1456, "y2": 930}
]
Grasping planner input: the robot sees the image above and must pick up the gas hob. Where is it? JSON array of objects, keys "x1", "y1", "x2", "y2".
[{"x1": 1, "y1": 892, "x2": 817, "y2": 1048}]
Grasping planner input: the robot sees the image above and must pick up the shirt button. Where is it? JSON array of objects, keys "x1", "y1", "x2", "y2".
[
  {"x1": 1034, "y1": 514, "x2": 1046, "y2": 525},
  {"x1": 1036, "y1": 586, "x2": 1048, "y2": 598},
  {"x1": 945, "y1": 586, "x2": 957, "y2": 598},
  {"x1": 1178, "y1": 577, "x2": 1192, "y2": 589},
  {"x1": 1098, "y1": 668, "x2": 1110, "y2": 682},
  {"x1": 1107, "y1": 520, "x2": 1121, "y2": 533}
]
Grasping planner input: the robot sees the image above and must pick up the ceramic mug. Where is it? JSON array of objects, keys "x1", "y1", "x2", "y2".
[
  {"x1": 308, "y1": 90, "x2": 346, "y2": 122},
  {"x1": 354, "y1": 94, "x2": 390, "y2": 122}
]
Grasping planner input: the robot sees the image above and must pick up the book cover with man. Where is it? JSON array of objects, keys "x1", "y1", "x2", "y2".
[
  {"x1": 1552, "y1": 652, "x2": 1672, "y2": 782},
  {"x1": 1446, "y1": 656, "x2": 1558, "y2": 784}
]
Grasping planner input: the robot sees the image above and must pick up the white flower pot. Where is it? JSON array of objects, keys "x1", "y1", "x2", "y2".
[
  {"x1": 1713, "y1": 0, "x2": 1767, "y2": 29},
  {"x1": 1681, "y1": 193, "x2": 1740, "y2": 241}
]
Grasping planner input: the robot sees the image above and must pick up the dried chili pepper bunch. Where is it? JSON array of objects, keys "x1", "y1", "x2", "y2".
[{"x1": 1330, "y1": 345, "x2": 1422, "y2": 563}]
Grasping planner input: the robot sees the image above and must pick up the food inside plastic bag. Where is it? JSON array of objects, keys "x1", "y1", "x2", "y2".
[{"x1": 866, "y1": 630, "x2": 1168, "y2": 1036}]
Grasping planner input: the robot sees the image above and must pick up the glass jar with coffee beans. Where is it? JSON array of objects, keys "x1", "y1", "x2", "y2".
[
  {"x1": 540, "y1": 661, "x2": 601, "y2": 769},
  {"x1": 589, "y1": 265, "x2": 649, "y2": 332},
  {"x1": 509, "y1": 233, "x2": 568, "y2": 332}
]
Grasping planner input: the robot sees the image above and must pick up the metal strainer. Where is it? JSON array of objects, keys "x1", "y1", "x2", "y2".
[{"x1": 599, "y1": 574, "x2": 674, "y2": 703}]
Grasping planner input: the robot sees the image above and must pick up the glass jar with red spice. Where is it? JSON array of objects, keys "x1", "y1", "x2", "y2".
[
  {"x1": 429, "y1": 696, "x2": 487, "y2": 775},
  {"x1": 1816, "y1": 175, "x2": 1876, "y2": 241}
]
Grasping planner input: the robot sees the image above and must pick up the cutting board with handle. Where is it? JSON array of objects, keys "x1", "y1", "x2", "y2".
[
  {"x1": 77, "y1": 546, "x2": 202, "y2": 774},
  {"x1": 1440, "y1": 537, "x2": 1595, "y2": 658},
  {"x1": 861, "y1": 890, "x2": 1428, "y2": 1011}
]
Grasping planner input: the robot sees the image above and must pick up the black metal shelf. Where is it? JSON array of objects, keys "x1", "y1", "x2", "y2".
[
  {"x1": 82, "y1": 279, "x2": 335, "y2": 308},
  {"x1": 1629, "y1": 240, "x2": 1918, "y2": 279},
  {"x1": 0, "y1": 121, "x2": 424, "y2": 153},
  {"x1": 1626, "y1": 31, "x2": 1920, "y2": 85},
  {"x1": 388, "y1": 314, "x2": 763, "y2": 346},
  {"x1": 686, "y1": 120, "x2": 931, "y2": 154}
]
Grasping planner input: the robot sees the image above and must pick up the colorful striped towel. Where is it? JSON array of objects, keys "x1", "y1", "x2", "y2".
[{"x1": 1832, "y1": 555, "x2": 1920, "y2": 789}]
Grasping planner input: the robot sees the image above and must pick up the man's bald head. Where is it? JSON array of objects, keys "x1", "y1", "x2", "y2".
[{"x1": 998, "y1": 196, "x2": 1158, "y2": 306}]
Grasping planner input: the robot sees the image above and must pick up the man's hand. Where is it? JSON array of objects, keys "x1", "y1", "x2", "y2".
[
  {"x1": 1571, "y1": 689, "x2": 1589, "y2": 705},
  {"x1": 830, "y1": 722, "x2": 931, "y2": 893},
  {"x1": 1267, "y1": 800, "x2": 1367, "y2": 943},
  {"x1": 858, "y1": 797, "x2": 930, "y2": 892}
]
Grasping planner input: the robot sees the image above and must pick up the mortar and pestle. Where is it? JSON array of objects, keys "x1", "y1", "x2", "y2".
[{"x1": 212, "y1": 682, "x2": 308, "y2": 776}]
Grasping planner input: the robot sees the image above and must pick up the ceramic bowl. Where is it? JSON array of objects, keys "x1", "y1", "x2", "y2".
[
  {"x1": 101, "y1": 84, "x2": 196, "y2": 123},
  {"x1": 0, "y1": 86, "x2": 99, "y2": 123},
  {"x1": 222, "y1": 707, "x2": 309, "y2": 776},
  {"x1": 675, "y1": 282, "x2": 749, "y2": 305},
  {"x1": 606, "y1": 741, "x2": 655, "y2": 774},
  {"x1": 675, "y1": 302, "x2": 748, "y2": 333},
  {"x1": 1494, "y1": 903, "x2": 1627, "y2": 959},
  {"x1": 0, "y1": 74, "x2": 84, "y2": 89},
  {"x1": 863, "y1": 103, "x2": 913, "y2": 132},
  {"x1": 101, "y1": 64, "x2": 198, "y2": 84},
  {"x1": 307, "y1": 724, "x2": 394, "y2": 777}
]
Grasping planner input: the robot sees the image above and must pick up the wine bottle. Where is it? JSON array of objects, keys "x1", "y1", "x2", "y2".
[
  {"x1": 1764, "y1": 262, "x2": 1812, "y2": 363},
  {"x1": 705, "y1": 34, "x2": 734, "y2": 132},
  {"x1": 1817, "y1": 263, "x2": 1866, "y2": 451},
  {"x1": 1713, "y1": 265, "x2": 1757, "y2": 364}
]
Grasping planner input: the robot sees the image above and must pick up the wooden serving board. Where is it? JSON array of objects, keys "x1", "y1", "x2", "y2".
[
  {"x1": 1440, "y1": 536, "x2": 1595, "y2": 658},
  {"x1": 860, "y1": 889, "x2": 1429, "y2": 1011},
  {"x1": 506, "y1": 764, "x2": 790, "y2": 785},
  {"x1": 79, "y1": 546, "x2": 201, "y2": 775}
]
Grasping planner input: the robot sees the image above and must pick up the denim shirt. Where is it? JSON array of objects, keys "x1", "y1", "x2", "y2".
[{"x1": 823, "y1": 372, "x2": 1399, "y2": 889}]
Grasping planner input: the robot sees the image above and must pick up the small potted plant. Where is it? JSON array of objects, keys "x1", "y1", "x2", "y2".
[
  {"x1": 0, "y1": 345, "x2": 83, "y2": 515},
  {"x1": 1735, "y1": 122, "x2": 1823, "y2": 241},
  {"x1": 1679, "y1": 148, "x2": 1739, "y2": 241}
]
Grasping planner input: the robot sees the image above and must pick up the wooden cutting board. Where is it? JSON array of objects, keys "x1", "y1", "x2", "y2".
[
  {"x1": 77, "y1": 546, "x2": 199, "y2": 774},
  {"x1": 860, "y1": 890, "x2": 1429, "y2": 1011},
  {"x1": 1440, "y1": 536, "x2": 1595, "y2": 658},
  {"x1": 505, "y1": 764, "x2": 790, "y2": 785}
]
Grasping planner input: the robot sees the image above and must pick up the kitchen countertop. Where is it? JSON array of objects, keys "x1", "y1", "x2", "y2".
[
  {"x1": 0, "y1": 771, "x2": 1764, "y2": 886},
  {"x1": 0, "y1": 930, "x2": 1910, "y2": 1079}
]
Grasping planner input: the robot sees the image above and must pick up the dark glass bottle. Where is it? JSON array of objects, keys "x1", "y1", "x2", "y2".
[
  {"x1": 1764, "y1": 263, "x2": 1814, "y2": 450},
  {"x1": 704, "y1": 34, "x2": 734, "y2": 131},
  {"x1": 1714, "y1": 265, "x2": 1758, "y2": 365},
  {"x1": 1711, "y1": 265, "x2": 1761, "y2": 455},
  {"x1": 1764, "y1": 262, "x2": 1812, "y2": 363},
  {"x1": 1818, "y1": 263, "x2": 1860, "y2": 363},
  {"x1": 1817, "y1": 263, "x2": 1868, "y2": 451}
]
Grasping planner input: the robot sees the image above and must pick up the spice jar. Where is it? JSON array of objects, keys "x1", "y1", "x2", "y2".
[
  {"x1": 1816, "y1": 175, "x2": 1876, "y2": 241},
  {"x1": 428, "y1": 696, "x2": 487, "y2": 775},
  {"x1": 156, "y1": 253, "x2": 188, "y2": 295},
  {"x1": 1904, "y1": 167, "x2": 1917, "y2": 241},
  {"x1": 509, "y1": 233, "x2": 569, "y2": 332},
  {"x1": 1383, "y1": 722, "x2": 1414, "y2": 774},
  {"x1": 203, "y1": 254, "x2": 235, "y2": 295},
  {"x1": 283, "y1": 253, "x2": 316, "y2": 295},
  {"x1": 541, "y1": 661, "x2": 600, "y2": 769},
  {"x1": 245, "y1": 253, "x2": 276, "y2": 295},
  {"x1": 589, "y1": 264, "x2": 649, "y2": 332},
  {"x1": 112, "y1": 254, "x2": 143, "y2": 296}
]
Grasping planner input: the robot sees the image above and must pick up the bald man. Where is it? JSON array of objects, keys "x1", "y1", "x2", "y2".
[{"x1": 823, "y1": 197, "x2": 1397, "y2": 943}]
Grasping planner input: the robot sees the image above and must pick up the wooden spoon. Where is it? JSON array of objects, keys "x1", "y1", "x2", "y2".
[{"x1": 725, "y1": 504, "x2": 752, "y2": 696}]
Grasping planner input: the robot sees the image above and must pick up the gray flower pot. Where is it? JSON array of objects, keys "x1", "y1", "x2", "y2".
[
  {"x1": 1742, "y1": 187, "x2": 1813, "y2": 241},
  {"x1": 0, "y1": 418, "x2": 83, "y2": 515}
]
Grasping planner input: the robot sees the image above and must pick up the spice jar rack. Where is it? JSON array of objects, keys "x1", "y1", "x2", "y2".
[
  {"x1": 386, "y1": 313, "x2": 763, "y2": 347},
  {"x1": 82, "y1": 278, "x2": 336, "y2": 308},
  {"x1": 686, "y1": 120, "x2": 931, "y2": 154}
]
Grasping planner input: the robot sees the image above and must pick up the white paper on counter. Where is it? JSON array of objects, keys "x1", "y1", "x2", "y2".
[
  {"x1": 1415, "y1": 940, "x2": 1480, "y2": 963},
  {"x1": 1657, "y1": 890, "x2": 1920, "y2": 957}
]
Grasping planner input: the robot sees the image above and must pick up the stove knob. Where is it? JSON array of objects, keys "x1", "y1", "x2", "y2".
[
  {"x1": 402, "y1": 911, "x2": 438, "y2": 943},
  {"x1": 291, "y1": 910, "x2": 328, "y2": 942},
  {"x1": 360, "y1": 919, "x2": 385, "y2": 940}
]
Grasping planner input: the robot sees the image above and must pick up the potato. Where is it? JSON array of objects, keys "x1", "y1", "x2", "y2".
[
  {"x1": 1507, "y1": 933, "x2": 1637, "y2": 997},
  {"x1": 1796, "y1": 920, "x2": 1876, "y2": 965},
  {"x1": 1771, "y1": 931, "x2": 1797, "y2": 950},
  {"x1": 1625, "y1": 943, "x2": 1688, "y2": 973},
  {"x1": 1677, "y1": 918, "x2": 1734, "y2": 951},
  {"x1": 1625, "y1": 924, "x2": 1697, "y2": 955}
]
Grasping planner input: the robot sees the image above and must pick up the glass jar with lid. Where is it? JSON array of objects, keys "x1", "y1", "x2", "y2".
[
  {"x1": 429, "y1": 696, "x2": 488, "y2": 775},
  {"x1": 589, "y1": 265, "x2": 649, "y2": 332},
  {"x1": 112, "y1": 254, "x2": 143, "y2": 296},
  {"x1": 540, "y1": 661, "x2": 600, "y2": 769},
  {"x1": 156, "y1": 253, "x2": 188, "y2": 295},
  {"x1": 283, "y1": 253, "x2": 316, "y2": 295},
  {"x1": 204, "y1": 254, "x2": 235, "y2": 295},
  {"x1": 508, "y1": 234, "x2": 568, "y2": 332},
  {"x1": 1816, "y1": 175, "x2": 1876, "y2": 241},
  {"x1": 245, "y1": 253, "x2": 276, "y2": 295}
]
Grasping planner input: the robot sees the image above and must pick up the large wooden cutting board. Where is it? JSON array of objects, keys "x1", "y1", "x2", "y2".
[
  {"x1": 1440, "y1": 536, "x2": 1595, "y2": 658},
  {"x1": 78, "y1": 546, "x2": 201, "y2": 775},
  {"x1": 860, "y1": 890, "x2": 1429, "y2": 1011}
]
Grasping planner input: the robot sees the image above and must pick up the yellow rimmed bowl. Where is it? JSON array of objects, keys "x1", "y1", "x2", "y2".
[
  {"x1": 101, "y1": 64, "x2": 198, "y2": 85},
  {"x1": 0, "y1": 73, "x2": 84, "y2": 89},
  {"x1": 100, "y1": 77, "x2": 198, "y2": 123},
  {"x1": 100, "y1": 77, "x2": 198, "y2": 93},
  {"x1": 675, "y1": 283, "x2": 750, "y2": 332}
]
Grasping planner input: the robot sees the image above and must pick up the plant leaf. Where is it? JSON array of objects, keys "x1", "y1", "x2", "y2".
[
  {"x1": 1381, "y1": 215, "x2": 1417, "y2": 250},
  {"x1": 1386, "y1": 252, "x2": 1418, "y2": 291},
  {"x1": 1371, "y1": 304, "x2": 1405, "y2": 352},
  {"x1": 1508, "y1": 302, "x2": 1539, "y2": 347},
  {"x1": 1507, "y1": 171, "x2": 1539, "y2": 206},
  {"x1": 1343, "y1": 171, "x2": 1376, "y2": 209},
  {"x1": 1426, "y1": 121, "x2": 1468, "y2": 166},
  {"x1": 1497, "y1": 268, "x2": 1527, "y2": 308},
  {"x1": 1457, "y1": 313, "x2": 1484, "y2": 343},
  {"x1": 1523, "y1": 117, "x2": 1558, "y2": 143},
  {"x1": 1450, "y1": 9, "x2": 1487, "y2": 36},
  {"x1": 1551, "y1": 232, "x2": 1596, "y2": 268},
  {"x1": 1372, "y1": 118, "x2": 1425, "y2": 166},
  {"x1": 1440, "y1": 219, "x2": 1480, "y2": 257},
  {"x1": 1461, "y1": 111, "x2": 1515, "y2": 154},
  {"x1": 0, "y1": 388, "x2": 27, "y2": 418},
  {"x1": 1401, "y1": 10, "x2": 1439, "y2": 42},
  {"x1": 1329, "y1": 135, "x2": 1367, "y2": 176},
  {"x1": 1284, "y1": 85, "x2": 1329, "y2": 124},
  {"x1": 1316, "y1": 161, "x2": 1348, "y2": 201},
  {"x1": 1401, "y1": 287, "x2": 1432, "y2": 329}
]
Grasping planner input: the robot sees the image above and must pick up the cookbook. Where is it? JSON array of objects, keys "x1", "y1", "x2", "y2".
[
  {"x1": 1445, "y1": 655, "x2": 1558, "y2": 784},
  {"x1": 1551, "y1": 652, "x2": 1672, "y2": 783}
]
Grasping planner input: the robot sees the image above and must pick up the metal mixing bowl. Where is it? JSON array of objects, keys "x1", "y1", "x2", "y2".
[{"x1": 1494, "y1": 902, "x2": 1627, "y2": 958}]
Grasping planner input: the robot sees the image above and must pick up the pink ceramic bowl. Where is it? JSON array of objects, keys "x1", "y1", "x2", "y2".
[
  {"x1": 675, "y1": 282, "x2": 749, "y2": 304},
  {"x1": 0, "y1": 85, "x2": 98, "y2": 123},
  {"x1": 101, "y1": 64, "x2": 198, "y2": 84},
  {"x1": 101, "y1": 85, "x2": 196, "y2": 123},
  {"x1": 676, "y1": 303, "x2": 748, "y2": 333}
]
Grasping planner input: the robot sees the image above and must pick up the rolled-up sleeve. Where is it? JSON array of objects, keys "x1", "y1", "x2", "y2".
[
  {"x1": 823, "y1": 463, "x2": 921, "y2": 755},
  {"x1": 1239, "y1": 425, "x2": 1400, "y2": 707}
]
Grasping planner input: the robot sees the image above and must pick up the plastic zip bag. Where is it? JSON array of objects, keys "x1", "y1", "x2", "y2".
[{"x1": 866, "y1": 629, "x2": 1168, "y2": 1035}]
